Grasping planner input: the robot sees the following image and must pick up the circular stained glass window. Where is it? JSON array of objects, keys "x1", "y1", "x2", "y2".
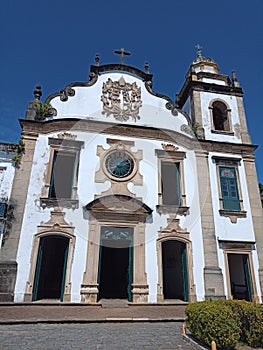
[{"x1": 105, "y1": 151, "x2": 134, "y2": 179}]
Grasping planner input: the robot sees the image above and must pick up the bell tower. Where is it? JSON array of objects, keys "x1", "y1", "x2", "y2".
[{"x1": 177, "y1": 48, "x2": 251, "y2": 144}]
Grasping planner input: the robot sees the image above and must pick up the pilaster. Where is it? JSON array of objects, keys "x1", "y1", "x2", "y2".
[
  {"x1": 0, "y1": 133, "x2": 37, "y2": 301},
  {"x1": 236, "y1": 97, "x2": 251, "y2": 144},
  {"x1": 192, "y1": 91, "x2": 202, "y2": 126},
  {"x1": 132, "y1": 222, "x2": 148, "y2": 303},
  {"x1": 243, "y1": 153, "x2": 263, "y2": 300}
]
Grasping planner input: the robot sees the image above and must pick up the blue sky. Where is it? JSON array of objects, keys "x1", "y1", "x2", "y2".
[{"x1": 1, "y1": 0, "x2": 262, "y2": 182}]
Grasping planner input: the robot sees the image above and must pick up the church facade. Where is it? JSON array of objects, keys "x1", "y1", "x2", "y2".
[{"x1": 0, "y1": 51, "x2": 262, "y2": 304}]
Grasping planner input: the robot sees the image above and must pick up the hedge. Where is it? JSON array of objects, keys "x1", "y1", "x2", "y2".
[
  {"x1": 228, "y1": 301, "x2": 263, "y2": 348},
  {"x1": 185, "y1": 300, "x2": 263, "y2": 349}
]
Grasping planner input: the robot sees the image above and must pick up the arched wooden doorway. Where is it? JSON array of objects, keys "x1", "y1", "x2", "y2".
[
  {"x1": 162, "y1": 240, "x2": 188, "y2": 301},
  {"x1": 32, "y1": 235, "x2": 69, "y2": 301}
]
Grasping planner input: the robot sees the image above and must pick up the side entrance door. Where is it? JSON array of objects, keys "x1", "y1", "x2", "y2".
[
  {"x1": 162, "y1": 240, "x2": 188, "y2": 302},
  {"x1": 32, "y1": 235, "x2": 69, "y2": 301},
  {"x1": 228, "y1": 253, "x2": 252, "y2": 301}
]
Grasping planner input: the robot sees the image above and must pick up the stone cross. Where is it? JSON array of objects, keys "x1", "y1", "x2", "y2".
[{"x1": 114, "y1": 48, "x2": 131, "y2": 64}]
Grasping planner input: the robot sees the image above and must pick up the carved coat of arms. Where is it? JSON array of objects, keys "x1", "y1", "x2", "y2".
[{"x1": 101, "y1": 76, "x2": 142, "y2": 122}]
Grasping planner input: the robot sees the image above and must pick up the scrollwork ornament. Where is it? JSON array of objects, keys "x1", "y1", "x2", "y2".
[
  {"x1": 171, "y1": 106, "x2": 178, "y2": 116},
  {"x1": 49, "y1": 107, "x2": 57, "y2": 117},
  {"x1": 89, "y1": 72, "x2": 96, "y2": 81},
  {"x1": 165, "y1": 102, "x2": 172, "y2": 110},
  {"x1": 180, "y1": 124, "x2": 194, "y2": 136},
  {"x1": 60, "y1": 87, "x2": 75, "y2": 102}
]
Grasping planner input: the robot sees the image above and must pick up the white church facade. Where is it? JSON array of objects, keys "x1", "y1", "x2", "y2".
[{"x1": 0, "y1": 50, "x2": 262, "y2": 304}]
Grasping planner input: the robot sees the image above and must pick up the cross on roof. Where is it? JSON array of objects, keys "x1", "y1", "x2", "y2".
[
  {"x1": 195, "y1": 44, "x2": 202, "y2": 57},
  {"x1": 114, "y1": 48, "x2": 131, "y2": 64}
]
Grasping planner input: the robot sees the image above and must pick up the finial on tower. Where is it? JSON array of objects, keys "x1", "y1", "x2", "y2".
[
  {"x1": 231, "y1": 70, "x2": 240, "y2": 87},
  {"x1": 144, "y1": 61, "x2": 149, "y2": 74},
  {"x1": 25, "y1": 85, "x2": 42, "y2": 120},
  {"x1": 114, "y1": 48, "x2": 131, "y2": 64},
  {"x1": 34, "y1": 85, "x2": 42, "y2": 100},
  {"x1": 195, "y1": 44, "x2": 202, "y2": 58}
]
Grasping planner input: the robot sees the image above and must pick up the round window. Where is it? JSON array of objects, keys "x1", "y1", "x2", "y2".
[{"x1": 105, "y1": 151, "x2": 134, "y2": 179}]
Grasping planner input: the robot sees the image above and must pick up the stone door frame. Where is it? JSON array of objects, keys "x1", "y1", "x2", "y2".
[
  {"x1": 81, "y1": 195, "x2": 152, "y2": 303},
  {"x1": 25, "y1": 210, "x2": 75, "y2": 302}
]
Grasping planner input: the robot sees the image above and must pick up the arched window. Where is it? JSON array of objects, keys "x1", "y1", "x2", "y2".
[{"x1": 212, "y1": 101, "x2": 230, "y2": 131}]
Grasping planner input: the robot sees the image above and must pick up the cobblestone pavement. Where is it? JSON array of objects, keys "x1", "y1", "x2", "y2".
[{"x1": 0, "y1": 322, "x2": 201, "y2": 350}]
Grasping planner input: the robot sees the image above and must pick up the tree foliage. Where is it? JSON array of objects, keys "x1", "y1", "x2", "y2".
[{"x1": 34, "y1": 100, "x2": 53, "y2": 120}]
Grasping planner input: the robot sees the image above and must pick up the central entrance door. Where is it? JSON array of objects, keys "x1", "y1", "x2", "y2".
[{"x1": 98, "y1": 227, "x2": 133, "y2": 301}]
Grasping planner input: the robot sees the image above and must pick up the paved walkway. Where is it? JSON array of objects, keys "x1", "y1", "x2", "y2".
[
  {"x1": 0, "y1": 303, "x2": 207, "y2": 349},
  {"x1": 0, "y1": 322, "x2": 203, "y2": 349}
]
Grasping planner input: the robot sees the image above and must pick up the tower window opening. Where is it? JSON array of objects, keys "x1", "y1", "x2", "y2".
[{"x1": 212, "y1": 101, "x2": 230, "y2": 131}]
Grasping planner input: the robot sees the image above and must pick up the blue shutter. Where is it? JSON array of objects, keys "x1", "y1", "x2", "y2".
[
  {"x1": 128, "y1": 244, "x2": 133, "y2": 302},
  {"x1": 60, "y1": 242, "x2": 69, "y2": 302},
  {"x1": 175, "y1": 163, "x2": 181, "y2": 206},
  {"x1": 49, "y1": 151, "x2": 58, "y2": 198},
  {"x1": 181, "y1": 245, "x2": 188, "y2": 302},
  {"x1": 32, "y1": 239, "x2": 44, "y2": 301},
  {"x1": 219, "y1": 167, "x2": 240, "y2": 211},
  {"x1": 243, "y1": 255, "x2": 252, "y2": 302},
  {"x1": 0, "y1": 203, "x2": 7, "y2": 218}
]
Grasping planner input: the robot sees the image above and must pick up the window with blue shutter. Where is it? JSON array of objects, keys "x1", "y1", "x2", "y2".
[
  {"x1": 219, "y1": 166, "x2": 240, "y2": 211},
  {"x1": 0, "y1": 203, "x2": 7, "y2": 218}
]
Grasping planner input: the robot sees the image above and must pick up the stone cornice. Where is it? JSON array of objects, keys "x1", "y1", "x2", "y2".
[
  {"x1": 19, "y1": 119, "x2": 257, "y2": 155},
  {"x1": 90, "y1": 64, "x2": 153, "y2": 82},
  {"x1": 85, "y1": 194, "x2": 152, "y2": 222},
  {"x1": 178, "y1": 77, "x2": 243, "y2": 108}
]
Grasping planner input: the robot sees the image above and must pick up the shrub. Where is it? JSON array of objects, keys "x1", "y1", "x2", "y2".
[
  {"x1": 186, "y1": 300, "x2": 241, "y2": 349},
  {"x1": 229, "y1": 301, "x2": 263, "y2": 348}
]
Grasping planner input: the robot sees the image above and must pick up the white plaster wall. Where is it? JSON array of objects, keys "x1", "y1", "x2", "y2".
[
  {"x1": 251, "y1": 249, "x2": 262, "y2": 303},
  {"x1": 183, "y1": 151, "x2": 206, "y2": 301},
  {"x1": 15, "y1": 129, "x2": 207, "y2": 302},
  {"x1": 202, "y1": 78, "x2": 226, "y2": 86},
  {"x1": 181, "y1": 96, "x2": 192, "y2": 121},
  {"x1": 50, "y1": 73, "x2": 191, "y2": 138},
  {"x1": 194, "y1": 65, "x2": 215, "y2": 74},
  {"x1": 200, "y1": 91, "x2": 242, "y2": 143}
]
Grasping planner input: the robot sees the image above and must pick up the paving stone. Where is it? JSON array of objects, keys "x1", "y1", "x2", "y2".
[{"x1": 0, "y1": 323, "x2": 201, "y2": 349}]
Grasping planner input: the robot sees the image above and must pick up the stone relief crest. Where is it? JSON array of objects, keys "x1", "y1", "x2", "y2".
[{"x1": 101, "y1": 76, "x2": 142, "y2": 122}]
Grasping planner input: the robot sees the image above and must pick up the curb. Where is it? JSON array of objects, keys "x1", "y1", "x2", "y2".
[
  {"x1": 183, "y1": 334, "x2": 209, "y2": 349},
  {"x1": 0, "y1": 317, "x2": 186, "y2": 325}
]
